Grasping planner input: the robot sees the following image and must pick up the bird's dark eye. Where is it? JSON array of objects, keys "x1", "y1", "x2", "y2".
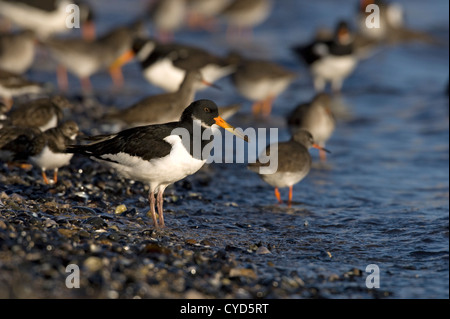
[{"x1": 204, "y1": 107, "x2": 211, "y2": 113}]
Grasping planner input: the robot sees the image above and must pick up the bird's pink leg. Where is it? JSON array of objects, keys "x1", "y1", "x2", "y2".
[{"x1": 148, "y1": 191, "x2": 159, "y2": 228}]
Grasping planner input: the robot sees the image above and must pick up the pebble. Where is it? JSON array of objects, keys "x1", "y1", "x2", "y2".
[
  {"x1": 229, "y1": 268, "x2": 257, "y2": 279},
  {"x1": 58, "y1": 229, "x2": 77, "y2": 238},
  {"x1": 115, "y1": 205, "x2": 127, "y2": 215},
  {"x1": 83, "y1": 256, "x2": 103, "y2": 272},
  {"x1": 256, "y1": 246, "x2": 271, "y2": 255},
  {"x1": 83, "y1": 216, "x2": 107, "y2": 228}
]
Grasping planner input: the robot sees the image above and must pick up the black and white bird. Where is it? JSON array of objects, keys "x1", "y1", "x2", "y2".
[
  {"x1": 0, "y1": 0, "x2": 95, "y2": 40},
  {"x1": 28, "y1": 120, "x2": 80, "y2": 184},
  {"x1": 248, "y1": 129, "x2": 328, "y2": 206},
  {"x1": 118, "y1": 38, "x2": 236, "y2": 93},
  {"x1": 287, "y1": 93, "x2": 335, "y2": 162},
  {"x1": 0, "y1": 30, "x2": 36, "y2": 74},
  {"x1": 67, "y1": 100, "x2": 248, "y2": 228},
  {"x1": 293, "y1": 21, "x2": 358, "y2": 93}
]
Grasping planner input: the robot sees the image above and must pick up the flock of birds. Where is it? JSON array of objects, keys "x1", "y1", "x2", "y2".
[{"x1": 0, "y1": 0, "x2": 438, "y2": 228}]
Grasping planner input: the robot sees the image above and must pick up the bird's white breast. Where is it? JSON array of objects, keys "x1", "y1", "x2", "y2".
[
  {"x1": 144, "y1": 58, "x2": 186, "y2": 92},
  {"x1": 30, "y1": 146, "x2": 74, "y2": 170},
  {"x1": 99, "y1": 135, "x2": 206, "y2": 186},
  {"x1": 311, "y1": 55, "x2": 357, "y2": 81}
]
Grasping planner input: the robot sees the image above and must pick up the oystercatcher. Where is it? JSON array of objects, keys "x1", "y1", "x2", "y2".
[
  {"x1": 67, "y1": 100, "x2": 248, "y2": 228},
  {"x1": 293, "y1": 21, "x2": 357, "y2": 93},
  {"x1": 117, "y1": 38, "x2": 236, "y2": 93},
  {"x1": 248, "y1": 129, "x2": 329, "y2": 206}
]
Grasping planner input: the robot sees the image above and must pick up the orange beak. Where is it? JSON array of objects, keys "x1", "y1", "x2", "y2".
[
  {"x1": 214, "y1": 116, "x2": 249, "y2": 142},
  {"x1": 110, "y1": 50, "x2": 135, "y2": 70},
  {"x1": 202, "y1": 79, "x2": 221, "y2": 90},
  {"x1": 313, "y1": 144, "x2": 331, "y2": 154}
]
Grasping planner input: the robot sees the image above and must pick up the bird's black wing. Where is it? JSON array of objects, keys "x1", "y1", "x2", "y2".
[{"x1": 67, "y1": 124, "x2": 179, "y2": 162}]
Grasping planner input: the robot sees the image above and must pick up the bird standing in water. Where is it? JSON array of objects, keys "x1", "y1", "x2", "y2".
[{"x1": 249, "y1": 129, "x2": 329, "y2": 206}]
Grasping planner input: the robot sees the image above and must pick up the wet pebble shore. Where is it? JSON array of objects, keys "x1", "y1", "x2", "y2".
[{"x1": 0, "y1": 136, "x2": 391, "y2": 299}]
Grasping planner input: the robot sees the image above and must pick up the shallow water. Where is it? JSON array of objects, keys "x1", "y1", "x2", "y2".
[{"x1": 2, "y1": 0, "x2": 449, "y2": 299}]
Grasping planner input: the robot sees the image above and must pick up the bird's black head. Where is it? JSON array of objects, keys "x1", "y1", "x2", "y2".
[
  {"x1": 132, "y1": 37, "x2": 157, "y2": 61},
  {"x1": 181, "y1": 100, "x2": 249, "y2": 142},
  {"x1": 335, "y1": 21, "x2": 353, "y2": 45},
  {"x1": 181, "y1": 100, "x2": 219, "y2": 127}
]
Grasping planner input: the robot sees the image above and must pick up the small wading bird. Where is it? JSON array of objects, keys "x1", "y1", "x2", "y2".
[
  {"x1": 4, "y1": 96, "x2": 70, "y2": 132},
  {"x1": 287, "y1": 93, "x2": 335, "y2": 162},
  {"x1": 0, "y1": 30, "x2": 37, "y2": 75},
  {"x1": 67, "y1": 100, "x2": 249, "y2": 228},
  {"x1": 28, "y1": 121, "x2": 81, "y2": 184},
  {"x1": 0, "y1": 125, "x2": 40, "y2": 169},
  {"x1": 248, "y1": 129, "x2": 329, "y2": 207},
  {"x1": 220, "y1": 0, "x2": 273, "y2": 39},
  {"x1": 229, "y1": 52, "x2": 297, "y2": 117},
  {"x1": 44, "y1": 21, "x2": 144, "y2": 92},
  {"x1": 105, "y1": 70, "x2": 218, "y2": 127},
  {"x1": 0, "y1": 69, "x2": 45, "y2": 110},
  {"x1": 0, "y1": 121, "x2": 81, "y2": 183},
  {"x1": 147, "y1": 0, "x2": 187, "y2": 42},
  {"x1": 356, "y1": 0, "x2": 437, "y2": 45}
]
